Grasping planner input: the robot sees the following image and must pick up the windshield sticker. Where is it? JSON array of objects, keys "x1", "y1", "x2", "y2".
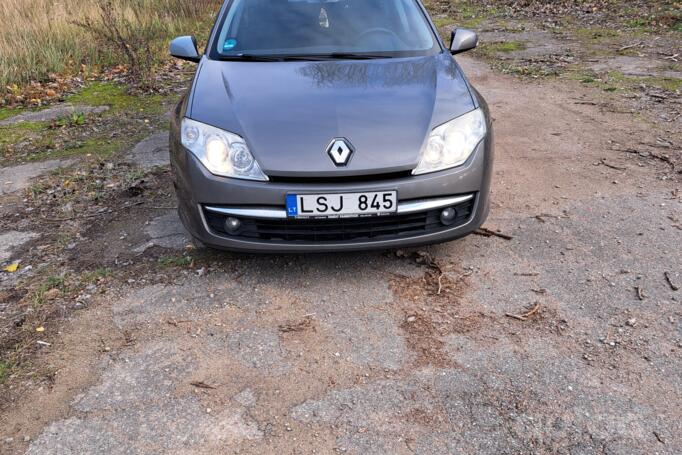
[
  {"x1": 223, "y1": 38, "x2": 238, "y2": 51},
  {"x1": 319, "y1": 8, "x2": 329, "y2": 29}
]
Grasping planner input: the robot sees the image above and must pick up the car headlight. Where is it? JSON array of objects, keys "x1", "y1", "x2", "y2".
[
  {"x1": 181, "y1": 118, "x2": 268, "y2": 181},
  {"x1": 413, "y1": 109, "x2": 487, "y2": 175}
]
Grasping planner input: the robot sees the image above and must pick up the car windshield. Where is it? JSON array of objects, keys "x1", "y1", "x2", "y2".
[{"x1": 212, "y1": 0, "x2": 439, "y2": 59}]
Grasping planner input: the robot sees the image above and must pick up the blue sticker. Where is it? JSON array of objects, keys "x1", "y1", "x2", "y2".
[
  {"x1": 286, "y1": 195, "x2": 298, "y2": 217},
  {"x1": 223, "y1": 38, "x2": 238, "y2": 51}
]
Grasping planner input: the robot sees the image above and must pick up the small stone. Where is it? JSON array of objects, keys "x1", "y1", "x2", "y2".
[
  {"x1": 406, "y1": 316, "x2": 417, "y2": 323},
  {"x1": 23, "y1": 436, "x2": 30, "y2": 442},
  {"x1": 626, "y1": 318, "x2": 637, "y2": 327},
  {"x1": 43, "y1": 288, "x2": 60, "y2": 301}
]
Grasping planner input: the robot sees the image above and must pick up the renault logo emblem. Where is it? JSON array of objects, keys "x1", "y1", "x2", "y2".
[{"x1": 327, "y1": 138, "x2": 354, "y2": 166}]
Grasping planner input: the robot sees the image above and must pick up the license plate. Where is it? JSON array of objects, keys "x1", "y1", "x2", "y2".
[{"x1": 286, "y1": 191, "x2": 397, "y2": 218}]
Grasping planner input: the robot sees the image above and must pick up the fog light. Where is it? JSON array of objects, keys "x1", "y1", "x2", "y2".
[
  {"x1": 440, "y1": 207, "x2": 458, "y2": 226},
  {"x1": 225, "y1": 217, "x2": 242, "y2": 234}
]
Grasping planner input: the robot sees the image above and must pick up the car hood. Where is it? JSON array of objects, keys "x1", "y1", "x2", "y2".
[{"x1": 189, "y1": 53, "x2": 475, "y2": 178}]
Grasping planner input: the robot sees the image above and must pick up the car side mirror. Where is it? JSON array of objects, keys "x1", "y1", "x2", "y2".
[
  {"x1": 450, "y1": 29, "x2": 479, "y2": 55},
  {"x1": 170, "y1": 36, "x2": 201, "y2": 63}
]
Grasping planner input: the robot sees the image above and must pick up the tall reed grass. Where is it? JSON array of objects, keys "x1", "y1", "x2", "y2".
[{"x1": 0, "y1": 0, "x2": 220, "y2": 87}]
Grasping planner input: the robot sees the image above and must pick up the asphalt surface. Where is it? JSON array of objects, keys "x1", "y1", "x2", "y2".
[{"x1": 2, "y1": 57, "x2": 681, "y2": 454}]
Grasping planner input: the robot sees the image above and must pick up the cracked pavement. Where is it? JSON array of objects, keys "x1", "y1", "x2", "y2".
[{"x1": 1, "y1": 56, "x2": 681, "y2": 454}]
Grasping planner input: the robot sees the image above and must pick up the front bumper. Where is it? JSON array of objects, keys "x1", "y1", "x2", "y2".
[{"x1": 170, "y1": 137, "x2": 493, "y2": 253}]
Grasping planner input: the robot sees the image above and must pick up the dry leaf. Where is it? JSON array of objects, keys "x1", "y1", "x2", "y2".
[{"x1": 2, "y1": 262, "x2": 20, "y2": 273}]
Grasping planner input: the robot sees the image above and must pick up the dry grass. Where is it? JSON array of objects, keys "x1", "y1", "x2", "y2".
[{"x1": 0, "y1": 0, "x2": 220, "y2": 87}]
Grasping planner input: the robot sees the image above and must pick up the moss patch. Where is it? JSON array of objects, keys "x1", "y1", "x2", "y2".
[
  {"x1": 487, "y1": 41, "x2": 526, "y2": 53},
  {"x1": 474, "y1": 41, "x2": 527, "y2": 62},
  {"x1": 574, "y1": 27, "x2": 621, "y2": 42},
  {"x1": 644, "y1": 76, "x2": 682, "y2": 92},
  {"x1": 567, "y1": 67, "x2": 682, "y2": 94},
  {"x1": 23, "y1": 135, "x2": 130, "y2": 162},
  {"x1": 67, "y1": 82, "x2": 166, "y2": 114}
]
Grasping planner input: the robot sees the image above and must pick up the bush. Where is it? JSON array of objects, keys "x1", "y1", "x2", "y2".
[{"x1": 0, "y1": 0, "x2": 220, "y2": 88}]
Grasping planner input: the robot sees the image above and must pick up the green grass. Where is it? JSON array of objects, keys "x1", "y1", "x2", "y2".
[
  {"x1": 0, "y1": 121, "x2": 48, "y2": 161},
  {"x1": 0, "y1": 122, "x2": 43, "y2": 146},
  {"x1": 0, "y1": 360, "x2": 11, "y2": 384},
  {"x1": 159, "y1": 255, "x2": 193, "y2": 268},
  {"x1": 569, "y1": 68, "x2": 682, "y2": 94},
  {"x1": 0, "y1": 107, "x2": 22, "y2": 122},
  {"x1": 433, "y1": 17, "x2": 456, "y2": 29},
  {"x1": 487, "y1": 41, "x2": 526, "y2": 53},
  {"x1": 574, "y1": 27, "x2": 621, "y2": 42},
  {"x1": 81, "y1": 268, "x2": 112, "y2": 283},
  {"x1": 2, "y1": 81, "x2": 169, "y2": 164},
  {"x1": 23, "y1": 135, "x2": 129, "y2": 163},
  {"x1": 33, "y1": 276, "x2": 67, "y2": 307},
  {"x1": 474, "y1": 41, "x2": 527, "y2": 63},
  {"x1": 644, "y1": 76, "x2": 682, "y2": 92}
]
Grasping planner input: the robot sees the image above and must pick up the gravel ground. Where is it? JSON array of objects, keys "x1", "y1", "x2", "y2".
[{"x1": 1, "y1": 54, "x2": 681, "y2": 454}]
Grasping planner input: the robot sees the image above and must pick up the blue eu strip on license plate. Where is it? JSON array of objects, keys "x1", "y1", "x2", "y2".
[{"x1": 286, "y1": 194, "x2": 298, "y2": 217}]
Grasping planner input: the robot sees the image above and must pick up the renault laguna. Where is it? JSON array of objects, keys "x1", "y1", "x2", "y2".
[{"x1": 169, "y1": 0, "x2": 493, "y2": 253}]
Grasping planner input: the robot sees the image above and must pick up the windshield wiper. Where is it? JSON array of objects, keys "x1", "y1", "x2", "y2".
[
  {"x1": 324, "y1": 52, "x2": 393, "y2": 60},
  {"x1": 217, "y1": 54, "x2": 287, "y2": 62},
  {"x1": 217, "y1": 53, "x2": 394, "y2": 62}
]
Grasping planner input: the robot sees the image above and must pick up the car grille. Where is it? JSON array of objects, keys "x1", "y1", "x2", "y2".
[{"x1": 203, "y1": 197, "x2": 474, "y2": 243}]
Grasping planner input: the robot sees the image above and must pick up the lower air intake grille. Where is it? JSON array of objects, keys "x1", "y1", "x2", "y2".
[{"x1": 204, "y1": 197, "x2": 475, "y2": 243}]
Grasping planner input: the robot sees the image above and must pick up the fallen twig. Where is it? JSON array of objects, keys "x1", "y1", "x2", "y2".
[
  {"x1": 598, "y1": 159, "x2": 626, "y2": 171},
  {"x1": 167, "y1": 319, "x2": 191, "y2": 327},
  {"x1": 534, "y1": 213, "x2": 561, "y2": 223},
  {"x1": 635, "y1": 286, "x2": 646, "y2": 301},
  {"x1": 190, "y1": 381, "x2": 216, "y2": 390},
  {"x1": 278, "y1": 317, "x2": 313, "y2": 333},
  {"x1": 474, "y1": 228, "x2": 514, "y2": 240},
  {"x1": 617, "y1": 148, "x2": 676, "y2": 170},
  {"x1": 506, "y1": 303, "x2": 541, "y2": 321},
  {"x1": 665, "y1": 272, "x2": 679, "y2": 291},
  {"x1": 437, "y1": 273, "x2": 445, "y2": 295},
  {"x1": 45, "y1": 201, "x2": 144, "y2": 222},
  {"x1": 618, "y1": 41, "x2": 643, "y2": 52}
]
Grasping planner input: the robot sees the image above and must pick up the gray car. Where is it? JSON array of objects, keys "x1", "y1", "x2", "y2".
[{"x1": 169, "y1": 0, "x2": 493, "y2": 253}]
